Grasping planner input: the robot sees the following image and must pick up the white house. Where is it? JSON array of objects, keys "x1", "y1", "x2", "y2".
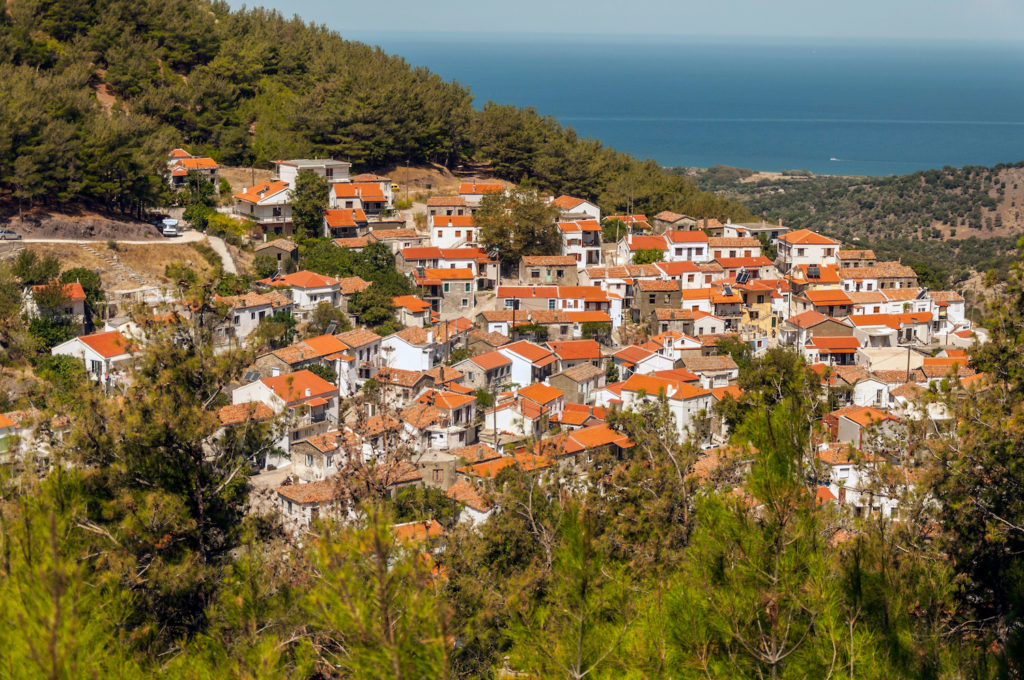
[
  {"x1": 550, "y1": 195, "x2": 601, "y2": 221},
  {"x1": 618, "y1": 373, "x2": 711, "y2": 440},
  {"x1": 664, "y1": 230, "x2": 710, "y2": 263},
  {"x1": 381, "y1": 327, "x2": 443, "y2": 373},
  {"x1": 497, "y1": 340, "x2": 558, "y2": 387},
  {"x1": 51, "y1": 331, "x2": 136, "y2": 383},
  {"x1": 429, "y1": 215, "x2": 477, "y2": 249},
  {"x1": 215, "y1": 291, "x2": 294, "y2": 344},
  {"x1": 558, "y1": 220, "x2": 603, "y2": 268},
  {"x1": 459, "y1": 181, "x2": 503, "y2": 205},
  {"x1": 257, "y1": 270, "x2": 340, "y2": 311},
  {"x1": 610, "y1": 345, "x2": 675, "y2": 379},
  {"x1": 446, "y1": 479, "x2": 494, "y2": 526},
  {"x1": 776, "y1": 229, "x2": 840, "y2": 273},
  {"x1": 274, "y1": 158, "x2": 351, "y2": 187},
  {"x1": 233, "y1": 181, "x2": 292, "y2": 233}
]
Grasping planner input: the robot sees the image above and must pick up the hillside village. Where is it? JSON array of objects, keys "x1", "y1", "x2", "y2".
[{"x1": 3, "y1": 151, "x2": 984, "y2": 539}]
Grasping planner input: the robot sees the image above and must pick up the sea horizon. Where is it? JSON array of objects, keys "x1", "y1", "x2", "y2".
[{"x1": 339, "y1": 31, "x2": 1024, "y2": 177}]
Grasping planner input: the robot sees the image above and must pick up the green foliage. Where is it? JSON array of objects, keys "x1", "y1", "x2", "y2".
[
  {"x1": 27, "y1": 315, "x2": 76, "y2": 352},
  {"x1": 252, "y1": 254, "x2": 279, "y2": 279},
  {"x1": 12, "y1": 249, "x2": 60, "y2": 285},
  {"x1": 180, "y1": 170, "x2": 215, "y2": 206},
  {"x1": 477, "y1": 186, "x2": 561, "y2": 269},
  {"x1": 580, "y1": 320, "x2": 612, "y2": 343},
  {"x1": 307, "y1": 300, "x2": 350, "y2": 336},
  {"x1": 511, "y1": 322, "x2": 548, "y2": 342},
  {"x1": 303, "y1": 361, "x2": 337, "y2": 384},
  {"x1": 35, "y1": 352, "x2": 88, "y2": 391},
  {"x1": 347, "y1": 283, "x2": 398, "y2": 331},
  {"x1": 392, "y1": 486, "x2": 461, "y2": 524},
  {"x1": 716, "y1": 335, "x2": 753, "y2": 370},
  {"x1": 449, "y1": 346, "x2": 474, "y2": 364},
  {"x1": 290, "y1": 170, "x2": 329, "y2": 240},
  {"x1": 605, "y1": 361, "x2": 619, "y2": 383},
  {"x1": 217, "y1": 177, "x2": 232, "y2": 196},
  {"x1": 183, "y1": 203, "x2": 215, "y2": 231},
  {"x1": 632, "y1": 247, "x2": 664, "y2": 264},
  {"x1": 306, "y1": 504, "x2": 451, "y2": 678},
  {"x1": 253, "y1": 310, "x2": 296, "y2": 349}
]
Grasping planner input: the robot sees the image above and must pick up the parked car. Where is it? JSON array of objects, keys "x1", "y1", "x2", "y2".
[
  {"x1": 161, "y1": 219, "x2": 179, "y2": 237},
  {"x1": 0, "y1": 229, "x2": 22, "y2": 240}
]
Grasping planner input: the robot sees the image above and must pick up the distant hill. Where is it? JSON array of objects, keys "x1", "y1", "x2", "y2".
[
  {"x1": 0, "y1": 0, "x2": 748, "y2": 222},
  {"x1": 688, "y1": 163, "x2": 1024, "y2": 286}
]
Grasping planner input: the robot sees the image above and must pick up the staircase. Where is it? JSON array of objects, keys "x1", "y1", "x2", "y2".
[{"x1": 78, "y1": 242, "x2": 147, "y2": 288}]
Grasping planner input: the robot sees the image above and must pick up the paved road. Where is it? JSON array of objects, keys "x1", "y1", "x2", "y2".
[
  {"x1": 22, "y1": 230, "x2": 207, "y2": 245},
  {"x1": 22, "y1": 229, "x2": 237, "y2": 273},
  {"x1": 206, "y1": 235, "x2": 237, "y2": 274}
]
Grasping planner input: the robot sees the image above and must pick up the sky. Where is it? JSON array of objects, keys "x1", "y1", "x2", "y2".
[{"x1": 228, "y1": 0, "x2": 1024, "y2": 41}]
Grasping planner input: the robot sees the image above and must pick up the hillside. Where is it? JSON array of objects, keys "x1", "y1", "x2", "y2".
[
  {"x1": 690, "y1": 163, "x2": 1024, "y2": 286},
  {"x1": 0, "y1": 0, "x2": 748, "y2": 222}
]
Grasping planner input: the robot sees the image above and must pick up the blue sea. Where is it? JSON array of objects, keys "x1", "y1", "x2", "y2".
[{"x1": 347, "y1": 32, "x2": 1024, "y2": 177}]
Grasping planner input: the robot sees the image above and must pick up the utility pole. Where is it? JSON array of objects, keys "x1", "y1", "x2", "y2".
[{"x1": 405, "y1": 159, "x2": 410, "y2": 204}]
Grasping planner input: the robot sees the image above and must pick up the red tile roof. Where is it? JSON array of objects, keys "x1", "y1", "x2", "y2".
[
  {"x1": 77, "y1": 331, "x2": 135, "y2": 358},
  {"x1": 335, "y1": 328, "x2": 382, "y2": 348},
  {"x1": 234, "y1": 180, "x2": 289, "y2": 204},
  {"x1": 427, "y1": 196, "x2": 467, "y2": 206},
  {"x1": 393, "y1": 295, "x2": 431, "y2": 312},
  {"x1": 446, "y1": 479, "x2": 493, "y2": 512},
  {"x1": 547, "y1": 339, "x2": 602, "y2": 361},
  {"x1": 518, "y1": 382, "x2": 564, "y2": 405},
  {"x1": 262, "y1": 370, "x2": 337, "y2": 404},
  {"x1": 431, "y1": 215, "x2": 476, "y2": 228},
  {"x1": 625, "y1": 235, "x2": 668, "y2": 251},
  {"x1": 459, "y1": 181, "x2": 503, "y2": 194},
  {"x1": 276, "y1": 478, "x2": 347, "y2": 504},
  {"x1": 521, "y1": 255, "x2": 577, "y2": 266},
  {"x1": 259, "y1": 270, "x2": 339, "y2": 289},
  {"x1": 464, "y1": 350, "x2": 512, "y2": 371},
  {"x1": 32, "y1": 281, "x2": 86, "y2": 303},
  {"x1": 217, "y1": 401, "x2": 275, "y2": 426},
  {"x1": 779, "y1": 228, "x2": 840, "y2": 245},
  {"x1": 324, "y1": 208, "x2": 368, "y2": 227}
]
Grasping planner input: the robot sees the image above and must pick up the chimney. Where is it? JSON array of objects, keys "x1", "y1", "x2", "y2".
[
  {"x1": 427, "y1": 329, "x2": 433, "y2": 344},
  {"x1": 305, "y1": 388, "x2": 311, "y2": 397}
]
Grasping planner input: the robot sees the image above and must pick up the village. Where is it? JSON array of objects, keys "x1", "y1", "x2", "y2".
[{"x1": 3, "y1": 150, "x2": 983, "y2": 539}]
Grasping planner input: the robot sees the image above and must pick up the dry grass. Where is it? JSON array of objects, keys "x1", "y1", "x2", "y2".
[
  {"x1": 219, "y1": 166, "x2": 273, "y2": 195},
  {"x1": 28, "y1": 241, "x2": 218, "y2": 290}
]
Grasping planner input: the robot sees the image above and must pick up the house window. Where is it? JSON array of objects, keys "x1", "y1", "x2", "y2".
[
  {"x1": 560, "y1": 325, "x2": 569, "y2": 334},
  {"x1": 432, "y1": 469, "x2": 443, "y2": 482},
  {"x1": 757, "y1": 295, "x2": 764, "y2": 304},
  {"x1": 461, "y1": 298, "x2": 470, "y2": 307},
  {"x1": 729, "y1": 250, "x2": 736, "y2": 258},
  {"x1": 556, "y1": 269, "x2": 564, "y2": 277},
  {"x1": 272, "y1": 207, "x2": 282, "y2": 217},
  {"x1": 687, "y1": 274, "x2": 695, "y2": 283},
  {"x1": 455, "y1": 230, "x2": 461, "y2": 237},
  {"x1": 548, "y1": 299, "x2": 556, "y2": 310},
  {"x1": 505, "y1": 299, "x2": 515, "y2": 309},
  {"x1": 797, "y1": 248, "x2": 805, "y2": 256},
  {"x1": 444, "y1": 283, "x2": 450, "y2": 292},
  {"x1": 437, "y1": 231, "x2": 443, "y2": 238},
  {"x1": 346, "y1": 201, "x2": 353, "y2": 208},
  {"x1": 305, "y1": 454, "x2": 314, "y2": 467},
  {"x1": 648, "y1": 294, "x2": 656, "y2": 304},
  {"x1": 531, "y1": 270, "x2": 540, "y2": 279},
  {"x1": 465, "y1": 283, "x2": 471, "y2": 291},
  {"x1": 325, "y1": 168, "x2": 333, "y2": 179}
]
